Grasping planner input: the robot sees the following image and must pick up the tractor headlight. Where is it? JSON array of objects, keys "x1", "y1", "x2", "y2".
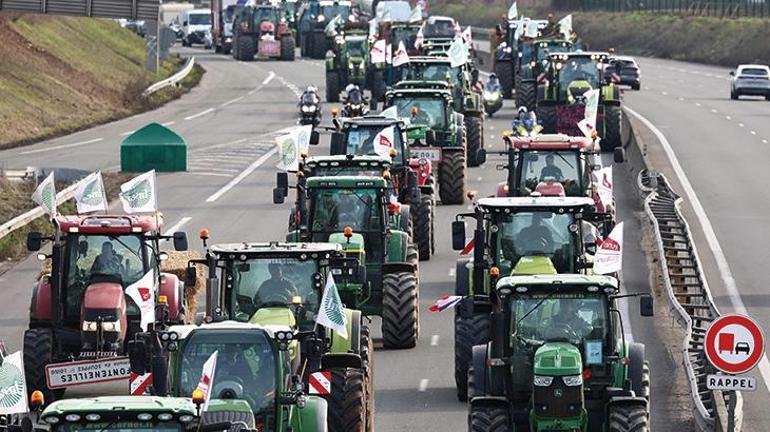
[
  {"x1": 317, "y1": 15, "x2": 325, "y2": 22},
  {"x1": 562, "y1": 375, "x2": 583, "y2": 387},
  {"x1": 530, "y1": 61, "x2": 536, "y2": 68},
  {"x1": 101, "y1": 321, "x2": 121, "y2": 332},
  {"x1": 81, "y1": 321, "x2": 98, "y2": 332},
  {"x1": 533, "y1": 375, "x2": 553, "y2": 387}
]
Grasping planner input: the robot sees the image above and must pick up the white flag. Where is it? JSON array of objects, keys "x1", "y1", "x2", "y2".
[
  {"x1": 373, "y1": 126, "x2": 396, "y2": 158},
  {"x1": 380, "y1": 106, "x2": 399, "y2": 119},
  {"x1": 594, "y1": 222, "x2": 623, "y2": 275},
  {"x1": 593, "y1": 166, "x2": 613, "y2": 213},
  {"x1": 385, "y1": 42, "x2": 393, "y2": 64},
  {"x1": 316, "y1": 275, "x2": 348, "y2": 339},
  {"x1": 414, "y1": 26, "x2": 424, "y2": 49},
  {"x1": 408, "y1": 5, "x2": 422, "y2": 23},
  {"x1": 119, "y1": 170, "x2": 157, "y2": 214},
  {"x1": 525, "y1": 21, "x2": 539, "y2": 38},
  {"x1": 196, "y1": 351, "x2": 218, "y2": 411},
  {"x1": 371, "y1": 39, "x2": 387, "y2": 64},
  {"x1": 392, "y1": 41, "x2": 410, "y2": 67},
  {"x1": 31, "y1": 172, "x2": 57, "y2": 219},
  {"x1": 381, "y1": 7, "x2": 392, "y2": 22},
  {"x1": 276, "y1": 125, "x2": 312, "y2": 171},
  {"x1": 462, "y1": 26, "x2": 473, "y2": 46},
  {"x1": 447, "y1": 37, "x2": 468, "y2": 68},
  {"x1": 325, "y1": 14, "x2": 342, "y2": 37},
  {"x1": 0, "y1": 351, "x2": 28, "y2": 415},
  {"x1": 577, "y1": 88, "x2": 600, "y2": 138},
  {"x1": 74, "y1": 171, "x2": 107, "y2": 214},
  {"x1": 507, "y1": 2, "x2": 518, "y2": 19},
  {"x1": 125, "y1": 269, "x2": 156, "y2": 331},
  {"x1": 559, "y1": 14, "x2": 573, "y2": 37},
  {"x1": 368, "y1": 18, "x2": 378, "y2": 37}
]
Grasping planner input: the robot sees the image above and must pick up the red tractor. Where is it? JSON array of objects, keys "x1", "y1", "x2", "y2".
[
  {"x1": 232, "y1": 3, "x2": 295, "y2": 61},
  {"x1": 25, "y1": 215, "x2": 188, "y2": 400}
]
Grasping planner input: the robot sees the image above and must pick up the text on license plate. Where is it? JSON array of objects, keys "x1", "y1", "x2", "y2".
[{"x1": 412, "y1": 148, "x2": 442, "y2": 162}]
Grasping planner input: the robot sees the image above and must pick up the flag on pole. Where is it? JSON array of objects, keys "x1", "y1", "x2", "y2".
[
  {"x1": 125, "y1": 269, "x2": 156, "y2": 331},
  {"x1": 577, "y1": 88, "x2": 599, "y2": 138},
  {"x1": 408, "y1": 5, "x2": 422, "y2": 23},
  {"x1": 0, "y1": 351, "x2": 28, "y2": 415},
  {"x1": 196, "y1": 351, "x2": 218, "y2": 411},
  {"x1": 385, "y1": 42, "x2": 393, "y2": 64},
  {"x1": 119, "y1": 170, "x2": 157, "y2": 214},
  {"x1": 594, "y1": 222, "x2": 623, "y2": 275},
  {"x1": 316, "y1": 275, "x2": 348, "y2": 339},
  {"x1": 31, "y1": 172, "x2": 57, "y2": 220},
  {"x1": 461, "y1": 26, "x2": 473, "y2": 47},
  {"x1": 593, "y1": 165, "x2": 613, "y2": 213},
  {"x1": 558, "y1": 14, "x2": 573, "y2": 38},
  {"x1": 447, "y1": 37, "x2": 469, "y2": 67},
  {"x1": 371, "y1": 39, "x2": 387, "y2": 64},
  {"x1": 428, "y1": 295, "x2": 463, "y2": 312},
  {"x1": 525, "y1": 21, "x2": 539, "y2": 38},
  {"x1": 380, "y1": 106, "x2": 399, "y2": 119},
  {"x1": 276, "y1": 125, "x2": 312, "y2": 171},
  {"x1": 373, "y1": 126, "x2": 396, "y2": 158},
  {"x1": 368, "y1": 17, "x2": 378, "y2": 37},
  {"x1": 392, "y1": 41, "x2": 410, "y2": 67},
  {"x1": 507, "y1": 2, "x2": 518, "y2": 19},
  {"x1": 325, "y1": 14, "x2": 342, "y2": 37},
  {"x1": 414, "y1": 26, "x2": 424, "y2": 49},
  {"x1": 74, "y1": 171, "x2": 107, "y2": 214}
]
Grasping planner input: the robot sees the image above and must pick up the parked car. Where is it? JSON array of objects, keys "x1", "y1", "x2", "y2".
[
  {"x1": 730, "y1": 64, "x2": 770, "y2": 100},
  {"x1": 605, "y1": 56, "x2": 641, "y2": 90},
  {"x1": 180, "y1": 8, "x2": 212, "y2": 47}
]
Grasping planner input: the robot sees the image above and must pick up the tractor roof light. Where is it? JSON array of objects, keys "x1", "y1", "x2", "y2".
[
  {"x1": 192, "y1": 389, "x2": 205, "y2": 406},
  {"x1": 65, "y1": 414, "x2": 81, "y2": 422},
  {"x1": 292, "y1": 295, "x2": 302, "y2": 305},
  {"x1": 332, "y1": 107, "x2": 339, "y2": 117},
  {"x1": 490, "y1": 266, "x2": 500, "y2": 277},
  {"x1": 515, "y1": 286, "x2": 528, "y2": 293},
  {"x1": 199, "y1": 229, "x2": 209, "y2": 240},
  {"x1": 30, "y1": 390, "x2": 44, "y2": 409},
  {"x1": 85, "y1": 414, "x2": 101, "y2": 422},
  {"x1": 158, "y1": 295, "x2": 168, "y2": 305},
  {"x1": 343, "y1": 226, "x2": 354, "y2": 238}
]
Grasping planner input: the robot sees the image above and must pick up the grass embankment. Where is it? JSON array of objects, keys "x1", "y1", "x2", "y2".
[
  {"x1": 432, "y1": 1, "x2": 770, "y2": 66},
  {"x1": 0, "y1": 13, "x2": 203, "y2": 149}
]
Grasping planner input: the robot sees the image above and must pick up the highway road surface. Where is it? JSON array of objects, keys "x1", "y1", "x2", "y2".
[{"x1": 0, "y1": 47, "x2": 702, "y2": 430}]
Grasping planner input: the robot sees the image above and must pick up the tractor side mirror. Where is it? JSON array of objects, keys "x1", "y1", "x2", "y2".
[
  {"x1": 613, "y1": 147, "x2": 626, "y2": 163},
  {"x1": 640, "y1": 294, "x2": 654, "y2": 317},
  {"x1": 451, "y1": 221, "x2": 466, "y2": 251},
  {"x1": 26, "y1": 232, "x2": 42, "y2": 252},
  {"x1": 276, "y1": 172, "x2": 289, "y2": 191},
  {"x1": 127, "y1": 339, "x2": 148, "y2": 375},
  {"x1": 407, "y1": 171, "x2": 419, "y2": 201},
  {"x1": 310, "y1": 130, "x2": 320, "y2": 145},
  {"x1": 425, "y1": 130, "x2": 436, "y2": 146},
  {"x1": 330, "y1": 132, "x2": 346, "y2": 155},
  {"x1": 173, "y1": 232, "x2": 188, "y2": 251},
  {"x1": 183, "y1": 21, "x2": 188, "y2": 26},
  {"x1": 184, "y1": 267, "x2": 198, "y2": 287},
  {"x1": 729, "y1": 71, "x2": 735, "y2": 76},
  {"x1": 273, "y1": 188, "x2": 286, "y2": 204}
]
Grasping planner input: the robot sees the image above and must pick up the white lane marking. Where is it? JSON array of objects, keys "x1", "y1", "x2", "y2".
[
  {"x1": 661, "y1": 91, "x2": 668, "y2": 96},
  {"x1": 725, "y1": 115, "x2": 732, "y2": 120},
  {"x1": 625, "y1": 105, "x2": 770, "y2": 395},
  {"x1": 738, "y1": 123, "x2": 744, "y2": 128},
  {"x1": 751, "y1": 131, "x2": 757, "y2": 135},
  {"x1": 163, "y1": 217, "x2": 192, "y2": 236},
  {"x1": 678, "y1": 97, "x2": 684, "y2": 101},
  {"x1": 263, "y1": 71, "x2": 277, "y2": 85},
  {"x1": 695, "y1": 102, "x2": 701, "y2": 107},
  {"x1": 194, "y1": 172, "x2": 235, "y2": 178},
  {"x1": 185, "y1": 108, "x2": 215, "y2": 121},
  {"x1": 449, "y1": 267, "x2": 456, "y2": 277},
  {"x1": 763, "y1": 139, "x2": 769, "y2": 144},
  {"x1": 19, "y1": 138, "x2": 103, "y2": 155},
  {"x1": 120, "y1": 130, "x2": 135, "y2": 136},
  {"x1": 219, "y1": 96, "x2": 245, "y2": 108},
  {"x1": 162, "y1": 121, "x2": 175, "y2": 127},
  {"x1": 276, "y1": 75, "x2": 302, "y2": 97},
  {"x1": 430, "y1": 335, "x2": 440, "y2": 346},
  {"x1": 418, "y1": 379, "x2": 429, "y2": 392},
  {"x1": 710, "y1": 109, "x2": 718, "y2": 113},
  {"x1": 205, "y1": 148, "x2": 278, "y2": 202}
]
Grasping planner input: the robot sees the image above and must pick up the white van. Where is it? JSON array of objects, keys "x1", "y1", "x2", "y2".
[{"x1": 180, "y1": 9, "x2": 212, "y2": 47}]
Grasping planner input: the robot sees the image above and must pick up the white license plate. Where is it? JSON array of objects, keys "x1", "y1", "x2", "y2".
[
  {"x1": 411, "y1": 148, "x2": 442, "y2": 162},
  {"x1": 46, "y1": 357, "x2": 131, "y2": 389}
]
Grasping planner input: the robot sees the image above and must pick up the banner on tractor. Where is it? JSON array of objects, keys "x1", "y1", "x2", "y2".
[
  {"x1": 276, "y1": 125, "x2": 312, "y2": 172},
  {"x1": 577, "y1": 89, "x2": 599, "y2": 138},
  {"x1": 594, "y1": 222, "x2": 623, "y2": 275},
  {"x1": 393, "y1": 41, "x2": 410, "y2": 67},
  {"x1": 373, "y1": 126, "x2": 396, "y2": 158},
  {"x1": 119, "y1": 170, "x2": 157, "y2": 214},
  {"x1": 429, "y1": 295, "x2": 463, "y2": 312},
  {"x1": 0, "y1": 351, "x2": 28, "y2": 415},
  {"x1": 461, "y1": 26, "x2": 473, "y2": 47},
  {"x1": 447, "y1": 38, "x2": 468, "y2": 68},
  {"x1": 408, "y1": 5, "x2": 422, "y2": 23},
  {"x1": 380, "y1": 106, "x2": 399, "y2": 119},
  {"x1": 593, "y1": 165, "x2": 613, "y2": 212},
  {"x1": 196, "y1": 351, "x2": 218, "y2": 410},
  {"x1": 125, "y1": 270, "x2": 156, "y2": 331},
  {"x1": 32, "y1": 172, "x2": 57, "y2": 220},
  {"x1": 415, "y1": 26, "x2": 424, "y2": 49},
  {"x1": 371, "y1": 39, "x2": 387, "y2": 64},
  {"x1": 316, "y1": 275, "x2": 348, "y2": 339},
  {"x1": 46, "y1": 357, "x2": 131, "y2": 389},
  {"x1": 559, "y1": 14, "x2": 573, "y2": 38},
  {"x1": 74, "y1": 171, "x2": 108, "y2": 214}
]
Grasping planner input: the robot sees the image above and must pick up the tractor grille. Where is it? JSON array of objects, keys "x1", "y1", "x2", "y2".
[{"x1": 532, "y1": 379, "x2": 583, "y2": 418}]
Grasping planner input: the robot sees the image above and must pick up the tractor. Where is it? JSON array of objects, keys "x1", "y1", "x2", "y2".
[
  {"x1": 385, "y1": 80, "x2": 470, "y2": 204},
  {"x1": 24, "y1": 215, "x2": 188, "y2": 401},
  {"x1": 273, "y1": 175, "x2": 420, "y2": 349},
  {"x1": 325, "y1": 28, "x2": 373, "y2": 102},
  {"x1": 449, "y1": 196, "x2": 613, "y2": 401},
  {"x1": 536, "y1": 52, "x2": 623, "y2": 151},
  {"x1": 325, "y1": 114, "x2": 436, "y2": 260},
  {"x1": 467, "y1": 274, "x2": 652, "y2": 432},
  {"x1": 280, "y1": 0, "x2": 300, "y2": 41},
  {"x1": 179, "y1": 239, "x2": 373, "y2": 432},
  {"x1": 401, "y1": 55, "x2": 486, "y2": 167},
  {"x1": 491, "y1": 18, "x2": 550, "y2": 98},
  {"x1": 232, "y1": 3, "x2": 295, "y2": 61},
  {"x1": 514, "y1": 39, "x2": 573, "y2": 111},
  {"x1": 298, "y1": 0, "x2": 355, "y2": 59},
  {"x1": 417, "y1": 15, "x2": 459, "y2": 55}
]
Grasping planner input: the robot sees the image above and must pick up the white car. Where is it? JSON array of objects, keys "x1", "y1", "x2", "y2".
[
  {"x1": 730, "y1": 64, "x2": 770, "y2": 100},
  {"x1": 180, "y1": 9, "x2": 212, "y2": 47}
]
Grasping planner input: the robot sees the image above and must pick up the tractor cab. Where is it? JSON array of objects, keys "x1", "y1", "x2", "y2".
[
  {"x1": 391, "y1": 23, "x2": 421, "y2": 55},
  {"x1": 418, "y1": 15, "x2": 458, "y2": 54},
  {"x1": 514, "y1": 39, "x2": 574, "y2": 110},
  {"x1": 401, "y1": 56, "x2": 481, "y2": 114},
  {"x1": 386, "y1": 81, "x2": 457, "y2": 147},
  {"x1": 548, "y1": 52, "x2": 611, "y2": 102},
  {"x1": 469, "y1": 274, "x2": 653, "y2": 431},
  {"x1": 329, "y1": 116, "x2": 409, "y2": 165}
]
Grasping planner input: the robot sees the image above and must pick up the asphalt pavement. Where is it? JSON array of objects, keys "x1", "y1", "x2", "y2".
[{"x1": 0, "y1": 46, "x2": 694, "y2": 430}]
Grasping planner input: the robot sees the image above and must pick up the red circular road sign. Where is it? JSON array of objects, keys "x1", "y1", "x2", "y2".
[{"x1": 705, "y1": 314, "x2": 765, "y2": 374}]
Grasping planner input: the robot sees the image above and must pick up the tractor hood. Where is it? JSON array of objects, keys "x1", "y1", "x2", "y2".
[
  {"x1": 512, "y1": 256, "x2": 558, "y2": 275},
  {"x1": 566, "y1": 80, "x2": 593, "y2": 103},
  {"x1": 534, "y1": 342, "x2": 583, "y2": 377},
  {"x1": 328, "y1": 232, "x2": 365, "y2": 253},
  {"x1": 249, "y1": 307, "x2": 297, "y2": 327}
]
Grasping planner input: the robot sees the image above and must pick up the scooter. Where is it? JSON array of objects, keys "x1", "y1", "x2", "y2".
[{"x1": 483, "y1": 87, "x2": 503, "y2": 117}]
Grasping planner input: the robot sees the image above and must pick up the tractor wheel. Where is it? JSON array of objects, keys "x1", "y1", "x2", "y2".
[
  {"x1": 406, "y1": 242, "x2": 419, "y2": 279},
  {"x1": 438, "y1": 152, "x2": 465, "y2": 205},
  {"x1": 202, "y1": 410, "x2": 255, "y2": 431},
  {"x1": 326, "y1": 71, "x2": 341, "y2": 103},
  {"x1": 608, "y1": 403, "x2": 649, "y2": 432},
  {"x1": 371, "y1": 70, "x2": 386, "y2": 103},
  {"x1": 642, "y1": 361, "x2": 651, "y2": 402},
  {"x1": 24, "y1": 328, "x2": 64, "y2": 401},
  {"x1": 360, "y1": 326, "x2": 375, "y2": 432},
  {"x1": 430, "y1": 196, "x2": 436, "y2": 253},
  {"x1": 381, "y1": 272, "x2": 418, "y2": 349},
  {"x1": 465, "y1": 116, "x2": 484, "y2": 167},
  {"x1": 537, "y1": 105, "x2": 557, "y2": 133},
  {"x1": 467, "y1": 366, "x2": 476, "y2": 400},
  {"x1": 602, "y1": 105, "x2": 623, "y2": 151},
  {"x1": 411, "y1": 194, "x2": 432, "y2": 261},
  {"x1": 236, "y1": 36, "x2": 255, "y2": 61},
  {"x1": 469, "y1": 404, "x2": 510, "y2": 432},
  {"x1": 454, "y1": 314, "x2": 491, "y2": 401},
  {"x1": 516, "y1": 81, "x2": 536, "y2": 111},
  {"x1": 328, "y1": 368, "x2": 367, "y2": 432},
  {"x1": 300, "y1": 35, "x2": 307, "y2": 57},
  {"x1": 494, "y1": 61, "x2": 514, "y2": 99},
  {"x1": 311, "y1": 33, "x2": 326, "y2": 59},
  {"x1": 280, "y1": 36, "x2": 296, "y2": 61}
]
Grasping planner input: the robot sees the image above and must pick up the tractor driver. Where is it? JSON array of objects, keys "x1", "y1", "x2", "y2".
[
  {"x1": 216, "y1": 343, "x2": 273, "y2": 407},
  {"x1": 90, "y1": 242, "x2": 123, "y2": 276},
  {"x1": 544, "y1": 299, "x2": 592, "y2": 342},
  {"x1": 255, "y1": 263, "x2": 297, "y2": 304},
  {"x1": 540, "y1": 154, "x2": 564, "y2": 181},
  {"x1": 515, "y1": 213, "x2": 555, "y2": 254}
]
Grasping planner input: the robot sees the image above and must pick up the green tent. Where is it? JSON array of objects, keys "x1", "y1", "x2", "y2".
[{"x1": 120, "y1": 123, "x2": 187, "y2": 172}]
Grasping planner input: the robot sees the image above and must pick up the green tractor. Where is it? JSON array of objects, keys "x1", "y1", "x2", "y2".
[
  {"x1": 231, "y1": 3, "x2": 295, "y2": 61},
  {"x1": 536, "y1": 52, "x2": 623, "y2": 151},
  {"x1": 274, "y1": 174, "x2": 420, "y2": 349},
  {"x1": 450, "y1": 196, "x2": 612, "y2": 401},
  {"x1": 280, "y1": 0, "x2": 300, "y2": 42},
  {"x1": 325, "y1": 30, "x2": 375, "y2": 103},
  {"x1": 385, "y1": 80, "x2": 470, "y2": 205},
  {"x1": 40, "y1": 395, "x2": 256, "y2": 432},
  {"x1": 402, "y1": 56, "x2": 486, "y2": 167},
  {"x1": 514, "y1": 39, "x2": 573, "y2": 111},
  {"x1": 182, "y1": 240, "x2": 374, "y2": 432},
  {"x1": 467, "y1": 274, "x2": 653, "y2": 432},
  {"x1": 298, "y1": 0, "x2": 354, "y2": 59}
]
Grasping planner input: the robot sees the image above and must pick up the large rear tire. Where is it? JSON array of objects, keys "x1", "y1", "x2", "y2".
[
  {"x1": 516, "y1": 81, "x2": 536, "y2": 111},
  {"x1": 537, "y1": 105, "x2": 557, "y2": 133},
  {"x1": 202, "y1": 410, "x2": 255, "y2": 431},
  {"x1": 465, "y1": 116, "x2": 484, "y2": 167},
  {"x1": 411, "y1": 194, "x2": 433, "y2": 261},
  {"x1": 438, "y1": 151, "x2": 465, "y2": 205},
  {"x1": 24, "y1": 328, "x2": 63, "y2": 402},
  {"x1": 454, "y1": 314, "x2": 491, "y2": 401},
  {"x1": 360, "y1": 326, "x2": 375, "y2": 432},
  {"x1": 381, "y1": 272, "x2": 418, "y2": 349},
  {"x1": 469, "y1": 404, "x2": 510, "y2": 432},
  {"x1": 235, "y1": 36, "x2": 255, "y2": 61},
  {"x1": 311, "y1": 32, "x2": 326, "y2": 59},
  {"x1": 494, "y1": 61, "x2": 514, "y2": 99},
  {"x1": 602, "y1": 105, "x2": 622, "y2": 151},
  {"x1": 280, "y1": 36, "x2": 296, "y2": 61},
  {"x1": 328, "y1": 368, "x2": 367, "y2": 432},
  {"x1": 326, "y1": 71, "x2": 341, "y2": 103},
  {"x1": 608, "y1": 403, "x2": 649, "y2": 432}
]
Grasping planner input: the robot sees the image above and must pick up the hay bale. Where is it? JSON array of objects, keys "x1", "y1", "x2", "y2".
[{"x1": 161, "y1": 250, "x2": 204, "y2": 322}]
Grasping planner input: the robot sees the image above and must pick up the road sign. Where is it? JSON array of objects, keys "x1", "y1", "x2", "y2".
[
  {"x1": 308, "y1": 371, "x2": 332, "y2": 395},
  {"x1": 705, "y1": 314, "x2": 765, "y2": 375},
  {"x1": 707, "y1": 374, "x2": 757, "y2": 392}
]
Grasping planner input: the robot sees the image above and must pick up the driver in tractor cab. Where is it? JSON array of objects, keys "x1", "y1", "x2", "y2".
[
  {"x1": 540, "y1": 154, "x2": 564, "y2": 181},
  {"x1": 562, "y1": 58, "x2": 597, "y2": 85},
  {"x1": 90, "y1": 242, "x2": 122, "y2": 275},
  {"x1": 217, "y1": 342, "x2": 274, "y2": 404},
  {"x1": 544, "y1": 299, "x2": 593, "y2": 342},
  {"x1": 515, "y1": 213, "x2": 555, "y2": 253},
  {"x1": 255, "y1": 263, "x2": 297, "y2": 304}
]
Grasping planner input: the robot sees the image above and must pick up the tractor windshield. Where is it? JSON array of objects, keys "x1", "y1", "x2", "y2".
[
  {"x1": 406, "y1": 63, "x2": 460, "y2": 87},
  {"x1": 63, "y1": 234, "x2": 148, "y2": 319},
  {"x1": 57, "y1": 423, "x2": 182, "y2": 431},
  {"x1": 178, "y1": 330, "x2": 277, "y2": 423},
  {"x1": 516, "y1": 150, "x2": 583, "y2": 196},
  {"x1": 322, "y1": 5, "x2": 350, "y2": 20},
  {"x1": 392, "y1": 96, "x2": 447, "y2": 129},
  {"x1": 229, "y1": 257, "x2": 321, "y2": 330},
  {"x1": 423, "y1": 19, "x2": 455, "y2": 38},
  {"x1": 510, "y1": 292, "x2": 607, "y2": 349},
  {"x1": 493, "y1": 211, "x2": 578, "y2": 274},
  {"x1": 254, "y1": 8, "x2": 279, "y2": 26},
  {"x1": 559, "y1": 57, "x2": 602, "y2": 89},
  {"x1": 344, "y1": 125, "x2": 406, "y2": 165},
  {"x1": 310, "y1": 188, "x2": 383, "y2": 235},
  {"x1": 392, "y1": 27, "x2": 418, "y2": 51},
  {"x1": 346, "y1": 37, "x2": 366, "y2": 57}
]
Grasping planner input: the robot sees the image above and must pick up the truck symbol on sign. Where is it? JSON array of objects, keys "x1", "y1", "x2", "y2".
[{"x1": 718, "y1": 333, "x2": 751, "y2": 355}]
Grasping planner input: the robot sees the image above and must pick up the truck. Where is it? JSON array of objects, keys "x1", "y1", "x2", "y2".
[{"x1": 210, "y1": 0, "x2": 239, "y2": 54}]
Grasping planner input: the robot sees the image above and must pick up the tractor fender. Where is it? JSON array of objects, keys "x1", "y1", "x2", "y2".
[
  {"x1": 30, "y1": 277, "x2": 52, "y2": 322},
  {"x1": 382, "y1": 262, "x2": 414, "y2": 274},
  {"x1": 158, "y1": 272, "x2": 183, "y2": 322},
  {"x1": 455, "y1": 258, "x2": 471, "y2": 297},
  {"x1": 471, "y1": 343, "x2": 489, "y2": 397},
  {"x1": 321, "y1": 352, "x2": 363, "y2": 370},
  {"x1": 297, "y1": 395, "x2": 329, "y2": 432},
  {"x1": 385, "y1": 230, "x2": 410, "y2": 263},
  {"x1": 469, "y1": 395, "x2": 508, "y2": 410},
  {"x1": 329, "y1": 309, "x2": 361, "y2": 354}
]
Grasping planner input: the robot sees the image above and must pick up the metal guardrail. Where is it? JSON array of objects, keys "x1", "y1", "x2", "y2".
[
  {"x1": 142, "y1": 56, "x2": 196, "y2": 97},
  {"x1": 638, "y1": 169, "x2": 742, "y2": 432},
  {"x1": 0, "y1": 0, "x2": 160, "y2": 19},
  {"x1": 0, "y1": 182, "x2": 80, "y2": 242}
]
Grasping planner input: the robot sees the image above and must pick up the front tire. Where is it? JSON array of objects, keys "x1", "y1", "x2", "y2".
[
  {"x1": 608, "y1": 403, "x2": 649, "y2": 432},
  {"x1": 438, "y1": 151, "x2": 465, "y2": 205},
  {"x1": 411, "y1": 194, "x2": 433, "y2": 261},
  {"x1": 494, "y1": 61, "x2": 514, "y2": 99},
  {"x1": 469, "y1": 404, "x2": 510, "y2": 432},
  {"x1": 454, "y1": 314, "x2": 491, "y2": 401},
  {"x1": 465, "y1": 116, "x2": 484, "y2": 167},
  {"x1": 24, "y1": 328, "x2": 63, "y2": 402},
  {"x1": 235, "y1": 36, "x2": 255, "y2": 61},
  {"x1": 328, "y1": 368, "x2": 367, "y2": 432},
  {"x1": 280, "y1": 36, "x2": 296, "y2": 61},
  {"x1": 516, "y1": 80, "x2": 536, "y2": 111},
  {"x1": 602, "y1": 105, "x2": 623, "y2": 151},
  {"x1": 381, "y1": 272, "x2": 418, "y2": 349},
  {"x1": 326, "y1": 71, "x2": 341, "y2": 103}
]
